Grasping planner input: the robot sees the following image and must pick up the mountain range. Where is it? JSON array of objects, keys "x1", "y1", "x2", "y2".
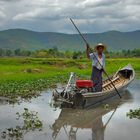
[{"x1": 0, "y1": 29, "x2": 140, "y2": 51}]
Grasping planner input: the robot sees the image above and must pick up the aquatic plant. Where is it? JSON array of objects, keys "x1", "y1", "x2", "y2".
[
  {"x1": 16, "y1": 108, "x2": 43, "y2": 130},
  {"x1": 126, "y1": 108, "x2": 140, "y2": 119},
  {"x1": 0, "y1": 75, "x2": 68, "y2": 102},
  {"x1": 103, "y1": 104, "x2": 110, "y2": 110},
  {"x1": 1, "y1": 108, "x2": 43, "y2": 140}
]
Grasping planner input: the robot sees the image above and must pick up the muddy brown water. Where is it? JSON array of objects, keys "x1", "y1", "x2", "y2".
[{"x1": 0, "y1": 79, "x2": 140, "y2": 140}]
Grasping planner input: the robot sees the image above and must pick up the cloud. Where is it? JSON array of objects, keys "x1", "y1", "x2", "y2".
[
  {"x1": 0, "y1": 11, "x2": 6, "y2": 18},
  {"x1": 13, "y1": 9, "x2": 43, "y2": 21},
  {"x1": 0, "y1": 0, "x2": 140, "y2": 33},
  {"x1": 0, "y1": 0, "x2": 18, "y2": 1}
]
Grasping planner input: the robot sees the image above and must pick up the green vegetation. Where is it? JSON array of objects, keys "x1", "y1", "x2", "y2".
[
  {"x1": 0, "y1": 57, "x2": 140, "y2": 100},
  {"x1": 126, "y1": 108, "x2": 140, "y2": 119},
  {"x1": 109, "y1": 49, "x2": 140, "y2": 58},
  {"x1": 16, "y1": 108, "x2": 43, "y2": 130},
  {"x1": 1, "y1": 108, "x2": 43, "y2": 139},
  {"x1": 0, "y1": 47, "x2": 140, "y2": 58}
]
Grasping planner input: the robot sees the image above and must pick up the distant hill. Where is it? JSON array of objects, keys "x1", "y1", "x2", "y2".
[{"x1": 0, "y1": 29, "x2": 140, "y2": 51}]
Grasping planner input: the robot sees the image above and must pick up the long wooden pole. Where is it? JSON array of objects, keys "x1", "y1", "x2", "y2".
[{"x1": 69, "y1": 18, "x2": 121, "y2": 98}]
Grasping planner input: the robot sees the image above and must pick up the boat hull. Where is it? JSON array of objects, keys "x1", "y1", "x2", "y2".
[
  {"x1": 84, "y1": 86, "x2": 127, "y2": 107},
  {"x1": 81, "y1": 64, "x2": 135, "y2": 108}
]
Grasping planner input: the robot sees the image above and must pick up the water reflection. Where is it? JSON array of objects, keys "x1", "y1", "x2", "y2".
[
  {"x1": 51, "y1": 91, "x2": 132, "y2": 140},
  {"x1": 0, "y1": 80, "x2": 140, "y2": 140},
  {"x1": 0, "y1": 99, "x2": 9, "y2": 105}
]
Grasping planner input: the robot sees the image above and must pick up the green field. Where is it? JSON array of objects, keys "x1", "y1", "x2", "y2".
[{"x1": 0, "y1": 57, "x2": 140, "y2": 100}]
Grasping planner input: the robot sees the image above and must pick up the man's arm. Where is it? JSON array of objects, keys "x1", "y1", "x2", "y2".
[{"x1": 86, "y1": 43, "x2": 90, "y2": 59}]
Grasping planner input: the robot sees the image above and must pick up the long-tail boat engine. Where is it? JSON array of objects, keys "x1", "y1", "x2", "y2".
[{"x1": 52, "y1": 72, "x2": 94, "y2": 107}]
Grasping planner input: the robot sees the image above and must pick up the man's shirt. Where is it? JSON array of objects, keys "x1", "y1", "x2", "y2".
[{"x1": 89, "y1": 52, "x2": 105, "y2": 70}]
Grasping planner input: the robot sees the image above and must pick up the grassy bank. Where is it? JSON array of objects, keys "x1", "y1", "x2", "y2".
[{"x1": 0, "y1": 57, "x2": 140, "y2": 100}]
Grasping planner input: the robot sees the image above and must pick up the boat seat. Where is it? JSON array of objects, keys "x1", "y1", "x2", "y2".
[{"x1": 102, "y1": 76, "x2": 120, "y2": 88}]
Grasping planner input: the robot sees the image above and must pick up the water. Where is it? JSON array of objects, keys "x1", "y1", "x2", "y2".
[{"x1": 0, "y1": 80, "x2": 140, "y2": 140}]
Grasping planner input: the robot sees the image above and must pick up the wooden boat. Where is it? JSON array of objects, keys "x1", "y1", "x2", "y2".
[
  {"x1": 51, "y1": 92, "x2": 132, "y2": 139},
  {"x1": 52, "y1": 64, "x2": 135, "y2": 108}
]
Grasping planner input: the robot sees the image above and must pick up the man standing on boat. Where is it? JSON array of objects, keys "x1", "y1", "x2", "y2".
[{"x1": 86, "y1": 43, "x2": 106, "y2": 92}]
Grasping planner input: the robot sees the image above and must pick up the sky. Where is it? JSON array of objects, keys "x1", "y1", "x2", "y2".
[{"x1": 0, "y1": 0, "x2": 140, "y2": 33}]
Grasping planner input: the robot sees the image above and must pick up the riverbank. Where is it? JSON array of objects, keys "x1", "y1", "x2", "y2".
[{"x1": 0, "y1": 57, "x2": 140, "y2": 100}]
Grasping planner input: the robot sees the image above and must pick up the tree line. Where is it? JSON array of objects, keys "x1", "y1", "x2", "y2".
[{"x1": 0, "y1": 47, "x2": 140, "y2": 58}]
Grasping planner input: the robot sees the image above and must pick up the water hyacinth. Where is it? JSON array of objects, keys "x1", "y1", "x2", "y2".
[
  {"x1": 0, "y1": 75, "x2": 68, "y2": 102},
  {"x1": 126, "y1": 108, "x2": 140, "y2": 119},
  {"x1": 1, "y1": 108, "x2": 43, "y2": 140}
]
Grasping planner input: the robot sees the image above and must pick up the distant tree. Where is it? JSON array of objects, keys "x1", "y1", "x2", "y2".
[
  {"x1": 20, "y1": 50, "x2": 31, "y2": 56},
  {"x1": 104, "y1": 50, "x2": 110, "y2": 58},
  {"x1": 34, "y1": 51, "x2": 48, "y2": 58},
  {"x1": 0, "y1": 49, "x2": 5, "y2": 56},
  {"x1": 72, "y1": 52, "x2": 77, "y2": 59},
  {"x1": 5, "y1": 49, "x2": 12, "y2": 56},
  {"x1": 47, "y1": 46, "x2": 60, "y2": 57},
  {"x1": 132, "y1": 49, "x2": 140, "y2": 57},
  {"x1": 72, "y1": 51, "x2": 82, "y2": 59},
  {"x1": 48, "y1": 49, "x2": 54, "y2": 55},
  {"x1": 64, "y1": 51, "x2": 72, "y2": 58},
  {"x1": 14, "y1": 49, "x2": 21, "y2": 56},
  {"x1": 53, "y1": 46, "x2": 58, "y2": 52}
]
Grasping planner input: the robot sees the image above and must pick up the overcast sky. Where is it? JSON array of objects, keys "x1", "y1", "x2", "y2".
[{"x1": 0, "y1": 0, "x2": 140, "y2": 33}]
